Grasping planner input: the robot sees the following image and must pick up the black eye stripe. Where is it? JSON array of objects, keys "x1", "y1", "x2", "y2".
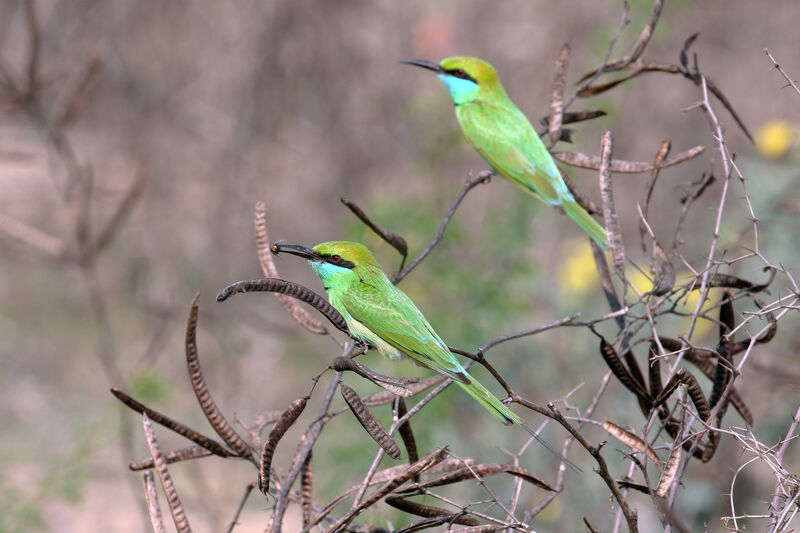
[
  {"x1": 446, "y1": 68, "x2": 477, "y2": 83},
  {"x1": 323, "y1": 254, "x2": 355, "y2": 269}
]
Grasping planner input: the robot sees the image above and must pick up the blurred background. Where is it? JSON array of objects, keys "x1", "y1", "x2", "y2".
[{"x1": 1, "y1": 0, "x2": 799, "y2": 531}]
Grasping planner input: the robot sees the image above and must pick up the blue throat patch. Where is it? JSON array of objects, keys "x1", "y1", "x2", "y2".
[
  {"x1": 309, "y1": 260, "x2": 353, "y2": 288},
  {"x1": 437, "y1": 74, "x2": 479, "y2": 105}
]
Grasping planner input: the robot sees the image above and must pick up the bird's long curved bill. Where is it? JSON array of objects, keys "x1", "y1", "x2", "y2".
[
  {"x1": 271, "y1": 242, "x2": 319, "y2": 261},
  {"x1": 398, "y1": 59, "x2": 443, "y2": 73}
]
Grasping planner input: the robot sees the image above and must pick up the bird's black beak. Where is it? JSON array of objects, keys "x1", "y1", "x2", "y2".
[
  {"x1": 398, "y1": 59, "x2": 444, "y2": 73},
  {"x1": 271, "y1": 242, "x2": 321, "y2": 261}
]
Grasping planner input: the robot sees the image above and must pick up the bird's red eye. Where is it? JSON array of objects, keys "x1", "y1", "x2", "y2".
[
  {"x1": 454, "y1": 69, "x2": 467, "y2": 78},
  {"x1": 331, "y1": 254, "x2": 341, "y2": 263}
]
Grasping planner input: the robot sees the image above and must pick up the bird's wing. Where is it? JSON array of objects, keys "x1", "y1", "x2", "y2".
[
  {"x1": 341, "y1": 281, "x2": 470, "y2": 384},
  {"x1": 457, "y1": 101, "x2": 568, "y2": 204}
]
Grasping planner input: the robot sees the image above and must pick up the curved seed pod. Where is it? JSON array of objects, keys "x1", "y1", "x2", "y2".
[
  {"x1": 541, "y1": 109, "x2": 607, "y2": 127},
  {"x1": 395, "y1": 398, "x2": 419, "y2": 468},
  {"x1": 253, "y1": 201, "x2": 327, "y2": 334},
  {"x1": 185, "y1": 295, "x2": 252, "y2": 459},
  {"x1": 331, "y1": 357, "x2": 417, "y2": 397},
  {"x1": 341, "y1": 384, "x2": 402, "y2": 460},
  {"x1": 648, "y1": 342, "x2": 663, "y2": 399},
  {"x1": 244, "y1": 409, "x2": 284, "y2": 449},
  {"x1": 602, "y1": 421, "x2": 662, "y2": 470},
  {"x1": 728, "y1": 392, "x2": 754, "y2": 426},
  {"x1": 111, "y1": 388, "x2": 231, "y2": 457},
  {"x1": 701, "y1": 430, "x2": 721, "y2": 463},
  {"x1": 406, "y1": 463, "x2": 554, "y2": 493},
  {"x1": 653, "y1": 371, "x2": 682, "y2": 408},
  {"x1": 599, "y1": 339, "x2": 649, "y2": 399},
  {"x1": 617, "y1": 481, "x2": 650, "y2": 494},
  {"x1": 718, "y1": 292, "x2": 735, "y2": 342},
  {"x1": 362, "y1": 376, "x2": 448, "y2": 407},
  {"x1": 655, "y1": 443, "x2": 682, "y2": 497},
  {"x1": 710, "y1": 295, "x2": 734, "y2": 410},
  {"x1": 142, "y1": 414, "x2": 191, "y2": 533},
  {"x1": 623, "y1": 347, "x2": 651, "y2": 414},
  {"x1": 300, "y1": 449, "x2": 313, "y2": 527},
  {"x1": 216, "y1": 278, "x2": 348, "y2": 333},
  {"x1": 657, "y1": 340, "x2": 752, "y2": 424},
  {"x1": 622, "y1": 347, "x2": 646, "y2": 390},
  {"x1": 385, "y1": 496, "x2": 479, "y2": 527},
  {"x1": 129, "y1": 445, "x2": 212, "y2": 471},
  {"x1": 502, "y1": 465, "x2": 557, "y2": 491},
  {"x1": 677, "y1": 369, "x2": 711, "y2": 422},
  {"x1": 143, "y1": 470, "x2": 166, "y2": 533},
  {"x1": 258, "y1": 396, "x2": 308, "y2": 498},
  {"x1": 657, "y1": 411, "x2": 709, "y2": 462},
  {"x1": 706, "y1": 272, "x2": 773, "y2": 292}
]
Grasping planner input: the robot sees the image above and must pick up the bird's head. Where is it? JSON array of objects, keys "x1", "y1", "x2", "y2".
[
  {"x1": 271, "y1": 241, "x2": 382, "y2": 288},
  {"x1": 400, "y1": 56, "x2": 504, "y2": 105}
]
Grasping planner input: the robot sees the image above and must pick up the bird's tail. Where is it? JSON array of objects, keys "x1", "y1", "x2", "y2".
[
  {"x1": 562, "y1": 199, "x2": 608, "y2": 250},
  {"x1": 455, "y1": 376, "x2": 581, "y2": 472}
]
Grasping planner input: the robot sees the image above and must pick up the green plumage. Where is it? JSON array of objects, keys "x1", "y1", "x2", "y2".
[
  {"x1": 316, "y1": 242, "x2": 522, "y2": 426},
  {"x1": 405, "y1": 56, "x2": 608, "y2": 250},
  {"x1": 274, "y1": 241, "x2": 578, "y2": 468}
]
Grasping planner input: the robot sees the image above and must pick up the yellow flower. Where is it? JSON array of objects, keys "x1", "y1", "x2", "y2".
[
  {"x1": 559, "y1": 240, "x2": 599, "y2": 296},
  {"x1": 755, "y1": 120, "x2": 795, "y2": 159},
  {"x1": 560, "y1": 242, "x2": 721, "y2": 340}
]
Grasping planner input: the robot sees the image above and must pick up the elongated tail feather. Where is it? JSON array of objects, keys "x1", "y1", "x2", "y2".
[
  {"x1": 455, "y1": 377, "x2": 581, "y2": 472},
  {"x1": 562, "y1": 199, "x2": 608, "y2": 250}
]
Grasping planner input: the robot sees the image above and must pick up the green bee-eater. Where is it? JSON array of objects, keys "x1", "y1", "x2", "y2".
[
  {"x1": 401, "y1": 56, "x2": 608, "y2": 249},
  {"x1": 273, "y1": 240, "x2": 576, "y2": 467}
]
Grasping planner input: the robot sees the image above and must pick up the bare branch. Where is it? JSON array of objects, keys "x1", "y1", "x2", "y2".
[
  {"x1": 341, "y1": 197, "x2": 408, "y2": 261},
  {"x1": 764, "y1": 48, "x2": 800, "y2": 96},
  {"x1": 548, "y1": 43, "x2": 570, "y2": 146},
  {"x1": 393, "y1": 171, "x2": 491, "y2": 284},
  {"x1": 553, "y1": 145, "x2": 705, "y2": 173}
]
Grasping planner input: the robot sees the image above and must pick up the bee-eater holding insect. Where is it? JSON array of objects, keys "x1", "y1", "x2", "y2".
[
  {"x1": 273, "y1": 240, "x2": 578, "y2": 469},
  {"x1": 400, "y1": 56, "x2": 608, "y2": 249}
]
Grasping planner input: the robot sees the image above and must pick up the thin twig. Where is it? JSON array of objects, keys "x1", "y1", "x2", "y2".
[
  {"x1": 393, "y1": 171, "x2": 491, "y2": 283},
  {"x1": 764, "y1": 49, "x2": 800, "y2": 97}
]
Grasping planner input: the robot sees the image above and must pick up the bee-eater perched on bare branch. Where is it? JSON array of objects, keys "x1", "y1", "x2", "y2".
[
  {"x1": 401, "y1": 56, "x2": 607, "y2": 249},
  {"x1": 273, "y1": 240, "x2": 578, "y2": 469}
]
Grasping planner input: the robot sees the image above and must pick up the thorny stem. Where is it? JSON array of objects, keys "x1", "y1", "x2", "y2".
[{"x1": 544, "y1": 403, "x2": 638, "y2": 533}]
